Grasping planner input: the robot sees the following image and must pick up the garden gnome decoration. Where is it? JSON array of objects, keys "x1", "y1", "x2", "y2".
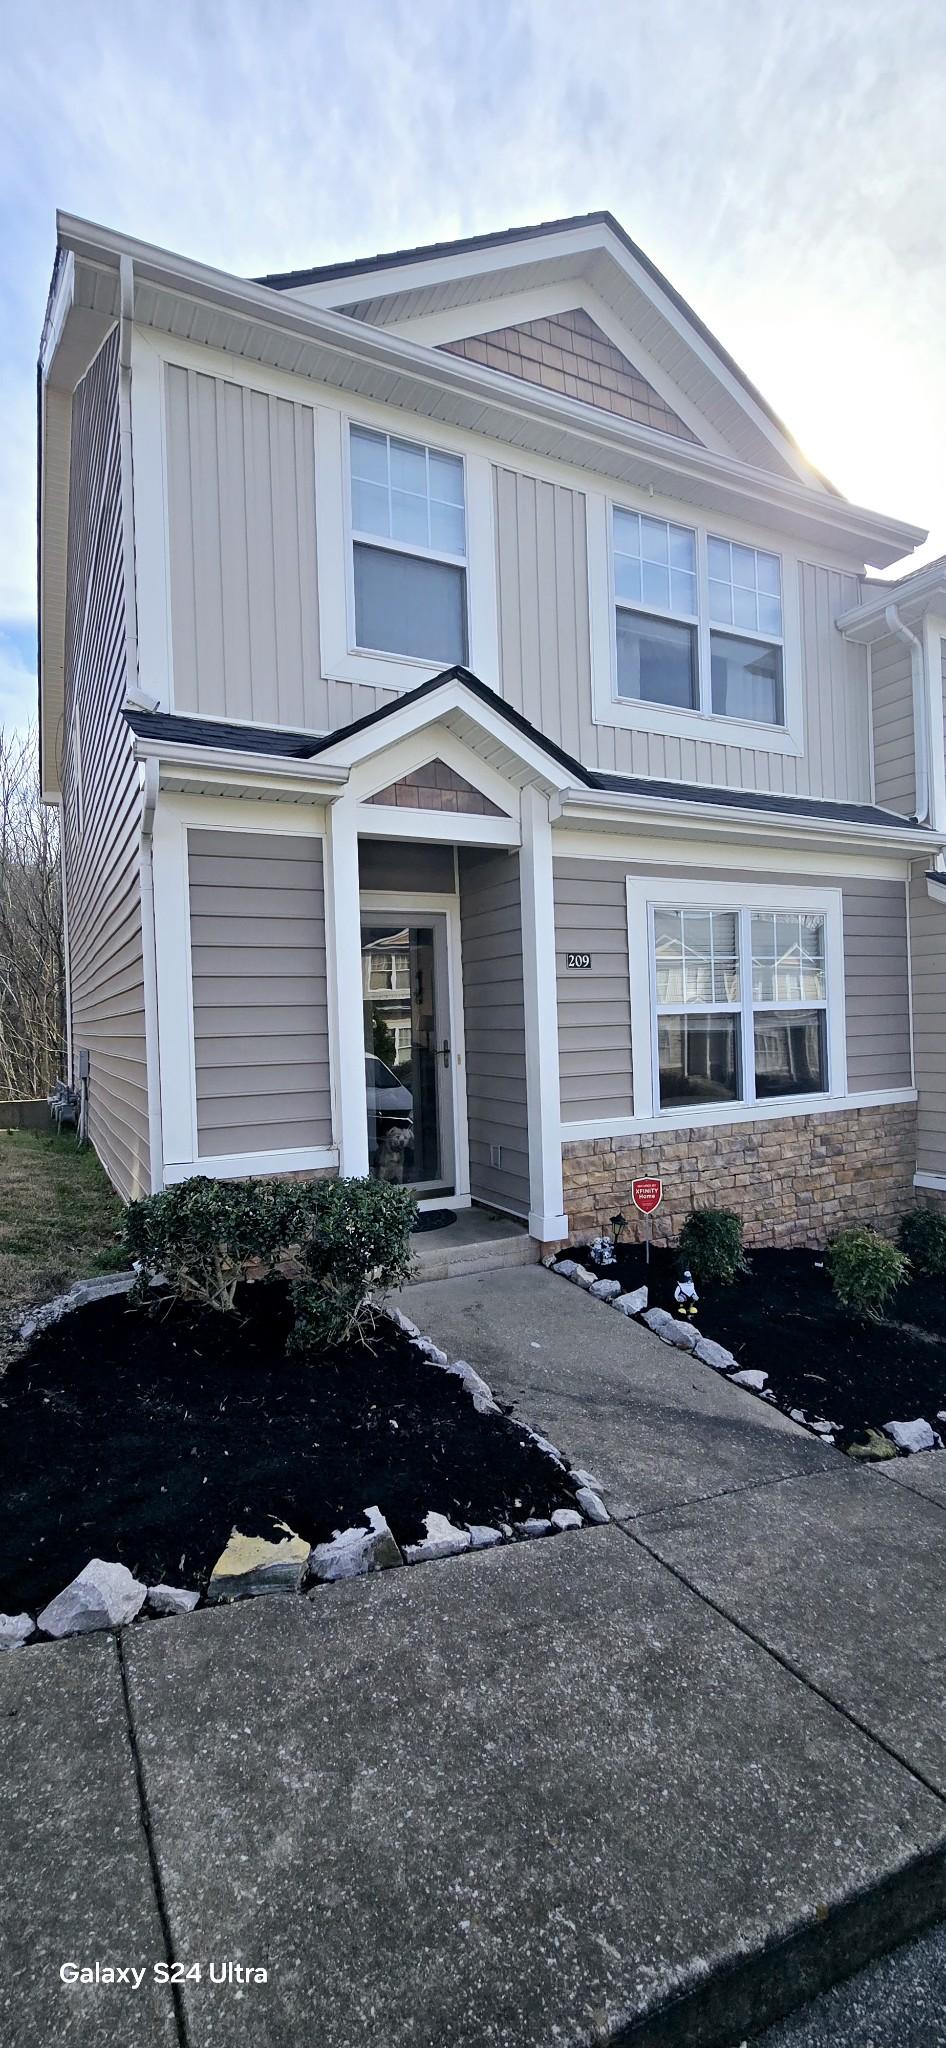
[{"x1": 674, "y1": 1269, "x2": 700, "y2": 1319}]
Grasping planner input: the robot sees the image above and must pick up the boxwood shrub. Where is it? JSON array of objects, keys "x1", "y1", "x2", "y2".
[
  {"x1": 898, "y1": 1206, "x2": 946, "y2": 1278},
  {"x1": 827, "y1": 1226, "x2": 910, "y2": 1322},
  {"x1": 678, "y1": 1207, "x2": 748, "y2": 1288}
]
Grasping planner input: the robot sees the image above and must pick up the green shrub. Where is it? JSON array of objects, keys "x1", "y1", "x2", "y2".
[
  {"x1": 289, "y1": 1177, "x2": 416, "y2": 1352},
  {"x1": 678, "y1": 1207, "x2": 747, "y2": 1287},
  {"x1": 827, "y1": 1226, "x2": 910, "y2": 1322},
  {"x1": 898, "y1": 1207, "x2": 946, "y2": 1277},
  {"x1": 123, "y1": 1175, "x2": 295, "y2": 1312}
]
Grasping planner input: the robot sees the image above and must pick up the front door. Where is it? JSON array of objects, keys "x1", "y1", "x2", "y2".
[{"x1": 361, "y1": 912, "x2": 454, "y2": 1194}]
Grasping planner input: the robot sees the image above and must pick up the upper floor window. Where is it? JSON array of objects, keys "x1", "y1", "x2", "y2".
[
  {"x1": 350, "y1": 425, "x2": 468, "y2": 665},
  {"x1": 612, "y1": 506, "x2": 784, "y2": 727}
]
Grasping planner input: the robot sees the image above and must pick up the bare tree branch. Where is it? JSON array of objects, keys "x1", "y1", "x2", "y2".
[{"x1": 0, "y1": 727, "x2": 64, "y2": 1099}]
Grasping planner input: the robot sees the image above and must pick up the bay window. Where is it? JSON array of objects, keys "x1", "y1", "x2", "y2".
[
  {"x1": 350, "y1": 425, "x2": 468, "y2": 664},
  {"x1": 611, "y1": 505, "x2": 785, "y2": 728},
  {"x1": 650, "y1": 901, "x2": 831, "y2": 1114}
]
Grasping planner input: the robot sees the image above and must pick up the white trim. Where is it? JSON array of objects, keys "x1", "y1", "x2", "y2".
[
  {"x1": 360, "y1": 889, "x2": 471, "y2": 1204},
  {"x1": 914, "y1": 1171, "x2": 946, "y2": 1193},
  {"x1": 551, "y1": 826, "x2": 909, "y2": 880},
  {"x1": 353, "y1": 807, "x2": 519, "y2": 847},
  {"x1": 551, "y1": 792, "x2": 940, "y2": 856},
  {"x1": 128, "y1": 329, "x2": 173, "y2": 708},
  {"x1": 138, "y1": 760, "x2": 165, "y2": 1191},
  {"x1": 625, "y1": 874, "x2": 847, "y2": 1123},
  {"x1": 345, "y1": 723, "x2": 517, "y2": 813},
  {"x1": 151, "y1": 806, "x2": 198, "y2": 1166},
  {"x1": 417, "y1": 1193, "x2": 472, "y2": 1213},
  {"x1": 324, "y1": 800, "x2": 369, "y2": 1176},
  {"x1": 519, "y1": 785, "x2": 567, "y2": 1238},
  {"x1": 165, "y1": 1147, "x2": 339, "y2": 1184},
  {"x1": 905, "y1": 871, "x2": 916, "y2": 1093},
  {"x1": 315, "y1": 673, "x2": 576, "y2": 791},
  {"x1": 563, "y1": 1086, "x2": 918, "y2": 1144},
  {"x1": 923, "y1": 615, "x2": 946, "y2": 833},
  {"x1": 315, "y1": 405, "x2": 500, "y2": 692}
]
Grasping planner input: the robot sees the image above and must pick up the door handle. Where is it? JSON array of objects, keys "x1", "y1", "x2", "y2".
[{"x1": 441, "y1": 1039, "x2": 451, "y2": 1069}]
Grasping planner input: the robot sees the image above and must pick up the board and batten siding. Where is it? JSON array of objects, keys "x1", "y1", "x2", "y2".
[
  {"x1": 553, "y1": 855, "x2": 912, "y2": 1125},
  {"x1": 910, "y1": 868, "x2": 946, "y2": 1177},
  {"x1": 164, "y1": 364, "x2": 397, "y2": 733},
  {"x1": 870, "y1": 632, "x2": 916, "y2": 818},
  {"x1": 458, "y1": 849, "x2": 530, "y2": 1215},
  {"x1": 61, "y1": 328, "x2": 150, "y2": 1200},
  {"x1": 187, "y1": 829, "x2": 332, "y2": 1157},
  {"x1": 494, "y1": 465, "x2": 871, "y2": 802}
]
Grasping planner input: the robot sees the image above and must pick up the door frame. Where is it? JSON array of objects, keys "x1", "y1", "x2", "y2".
[{"x1": 359, "y1": 890, "x2": 471, "y2": 1212}]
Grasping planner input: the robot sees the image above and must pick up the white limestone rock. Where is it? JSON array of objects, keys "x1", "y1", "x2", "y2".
[
  {"x1": 571, "y1": 1266, "x2": 596, "y2": 1291},
  {"x1": 412, "y1": 1337, "x2": 449, "y2": 1365},
  {"x1": 0, "y1": 1613, "x2": 34, "y2": 1651},
  {"x1": 385, "y1": 1306, "x2": 421, "y2": 1339},
  {"x1": 693, "y1": 1337, "x2": 736, "y2": 1372},
  {"x1": 730, "y1": 1368, "x2": 768, "y2": 1391},
  {"x1": 551, "y1": 1259, "x2": 579, "y2": 1279},
  {"x1": 38, "y1": 1559, "x2": 147, "y2": 1637},
  {"x1": 513, "y1": 1518, "x2": 554, "y2": 1539},
  {"x1": 467, "y1": 1524, "x2": 503, "y2": 1550},
  {"x1": 589, "y1": 1278, "x2": 622, "y2": 1300},
  {"x1": 575, "y1": 1486, "x2": 609, "y2": 1525},
  {"x1": 310, "y1": 1507, "x2": 402, "y2": 1583},
  {"x1": 20, "y1": 1270, "x2": 138, "y2": 1342},
  {"x1": 614, "y1": 1287, "x2": 648, "y2": 1316},
  {"x1": 569, "y1": 1467, "x2": 604, "y2": 1490},
  {"x1": 883, "y1": 1418, "x2": 940, "y2": 1455},
  {"x1": 444, "y1": 1359, "x2": 500, "y2": 1415},
  {"x1": 642, "y1": 1307, "x2": 697, "y2": 1351},
  {"x1": 207, "y1": 1519, "x2": 310, "y2": 1603},
  {"x1": 146, "y1": 1585, "x2": 200, "y2": 1617},
  {"x1": 525, "y1": 1429, "x2": 566, "y2": 1466},
  {"x1": 551, "y1": 1508, "x2": 583, "y2": 1533},
  {"x1": 404, "y1": 1511, "x2": 472, "y2": 1564}
]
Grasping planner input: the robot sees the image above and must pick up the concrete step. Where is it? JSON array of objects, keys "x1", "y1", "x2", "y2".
[{"x1": 409, "y1": 1227, "x2": 539, "y2": 1283}]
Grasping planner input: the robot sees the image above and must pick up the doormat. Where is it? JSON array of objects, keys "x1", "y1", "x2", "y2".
[{"x1": 412, "y1": 1209, "x2": 458, "y2": 1234}]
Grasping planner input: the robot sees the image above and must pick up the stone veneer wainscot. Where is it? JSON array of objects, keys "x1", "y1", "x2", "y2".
[{"x1": 561, "y1": 1102, "x2": 917, "y2": 1249}]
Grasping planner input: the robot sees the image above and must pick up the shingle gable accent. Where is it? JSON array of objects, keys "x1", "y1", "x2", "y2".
[
  {"x1": 366, "y1": 758, "x2": 506, "y2": 817},
  {"x1": 440, "y1": 308, "x2": 700, "y2": 442}
]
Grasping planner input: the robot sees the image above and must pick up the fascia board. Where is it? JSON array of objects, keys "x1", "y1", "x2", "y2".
[
  {"x1": 837, "y1": 572, "x2": 946, "y2": 641},
  {"x1": 553, "y1": 786, "x2": 943, "y2": 855}
]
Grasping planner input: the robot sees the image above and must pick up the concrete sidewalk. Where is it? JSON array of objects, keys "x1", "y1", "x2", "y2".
[{"x1": 2, "y1": 1266, "x2": 946, "y2": 2048}]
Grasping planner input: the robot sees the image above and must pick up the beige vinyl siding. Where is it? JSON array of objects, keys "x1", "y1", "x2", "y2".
[
  {"x1": 458, "y1": 849, "x2": 529, "y2": 1215},
  {"x1": 494, "y1": 466, "x2": 871, "y2": 801},
  {"x1": 553, "y1": 855, "x2": 912, "y2": 1122},
  {"x1": 870, "y1": 632, "x2": 916, "y2": 817},
  {"x1": 910, "y1": 868, "x2": 946, "y2": 1176},
  {"x1": 165, "y1": 364, "x2": 398, "y2": 734},
  {"x1": 60, "y1": 328, "x2": 150, "y2": 1199},
  {"x1": 187, "y1": 829, "x2": 332, "y2": 1156}
]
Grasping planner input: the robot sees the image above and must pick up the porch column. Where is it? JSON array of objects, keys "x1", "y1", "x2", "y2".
[
  {"x1": 519, "y1": 784, "x2": 568, "y2": 1241},
  {"x1": 324, "y1": 798, "x2": 369, "y2": 1178}
]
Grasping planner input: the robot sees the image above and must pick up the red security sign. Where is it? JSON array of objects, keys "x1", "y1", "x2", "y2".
[{"x1": 631, "y1": 1178, "x2": 663, "y2": 1216}]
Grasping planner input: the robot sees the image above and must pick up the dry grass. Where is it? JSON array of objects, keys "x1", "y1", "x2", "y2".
[{"x1": 0, "y1": 1130, "x2": 124, "y2": 1345}]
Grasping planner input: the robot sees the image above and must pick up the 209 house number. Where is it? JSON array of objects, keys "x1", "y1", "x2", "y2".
[{"x1": 565, "y1": 952, "x2": 592, "y2": 970}]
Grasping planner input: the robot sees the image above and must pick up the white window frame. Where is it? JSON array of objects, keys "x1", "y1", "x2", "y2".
[
  {"x1": 587, "y1": 490, "x2": 804, "y2": 757},
  {"x1": 348, "y1": 423, "x2": 469, "y2": 662},
  {"x1": 626, "y1": 876, "x2": 846, "y2": 1125},
  {"x1": 315, "y1": 404, "x2": 498, "y2": 692}
]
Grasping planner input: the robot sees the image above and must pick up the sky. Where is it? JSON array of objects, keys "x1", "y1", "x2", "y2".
[{"x1": 3, "y1": 0, "x2": 946, "y2": 733}]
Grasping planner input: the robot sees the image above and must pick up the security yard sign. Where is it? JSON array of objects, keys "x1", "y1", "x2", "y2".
[{"x1": 631, "y1": 1177, "x2": 663, "y2": 1264}]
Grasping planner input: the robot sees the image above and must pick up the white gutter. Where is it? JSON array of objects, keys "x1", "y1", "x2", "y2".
[
  {"x1": 884, "y1": 604, "x2": 930, "y2": 824},
  {"x1": 837, "y1": 565, "x2": 946, "y2": 638},
  {"x1": 138, "y1": 756, "x2": 164, "y2": 1192},
  {"x1": 552, "y1": 782, "x2": 944, "y2": 854},
  {"x1": 130, "y1": 734, "x2": 350, "y2": 791}
]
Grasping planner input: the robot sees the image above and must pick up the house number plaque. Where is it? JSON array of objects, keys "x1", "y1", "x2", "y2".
[{"x1": 565, "y1": 952, "x2": 592, "y2": 970}]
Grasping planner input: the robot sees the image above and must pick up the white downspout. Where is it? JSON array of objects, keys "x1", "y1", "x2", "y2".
[{"x1": 885, "y1": 603, "x2": 930, "y2": 824}]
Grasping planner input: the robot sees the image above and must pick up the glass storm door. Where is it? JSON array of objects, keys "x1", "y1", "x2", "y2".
[{"x1": 361, "y1": 914, "x2": 454, "y2": 1192}]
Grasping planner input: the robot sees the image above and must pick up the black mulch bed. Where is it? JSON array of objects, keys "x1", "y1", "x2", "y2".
[
  {"x1": 0, "y1": 1278, "x2": 579, "y2": 1613},
  {"x1": 567, "y1": 1242, "x2": 946, "y2": 1454}
]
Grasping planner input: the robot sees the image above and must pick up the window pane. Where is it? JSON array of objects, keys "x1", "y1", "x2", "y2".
[
  {"x1": 429, "y1": 499, "x2": 466, "y2": 555},
  {"x1": 353, "y1": 543, "x2": 467, "y2": 663},
  {"x1": 655, "y1": 907, "x2": 740, "y2": 1006},
  {"x1": 758, "y1": 593, "x2": 782, "y2": 637},
  {"x1": 732, "y1": 543, "x2": 757, "y2": 589},
  {"x1": 350, "y1": 426, "x2": 387, "y2": 484},
  {"x1": 616, "y1": 612, "x2": 697, "y2": 709},
  {"x1": 669, "y1": 524, "x2": 696, "y2": 572},
  {"x1": 642, "y1": 561, "x2": 671, "y2": 610},
  {"x1": 733, "y1": 584, "x2": 758, "y2": 631},
  {"x1": 641, "y1": 516, "x2": 669, "y2": 566},
  {"x1": 757, "y1": 550, "x2": 781, "y2": 596},
  {"x1": 708, "y1": 578, "x2": 733, "y2": 625},
  {"x1": 707, "y1": 536, "x2": 731, "y2": 581},
  {"x1": 754, "y1": 1010, "x2": 826, "y2": 1098},
  {"x1": 658, "y1": 1013, "x2": 740, "y2": 1108},
  {"x1": 670, "y1": 568, "x2": 697, "y2": 616},
  {"x1": 613, "y1": 508, "x2": 641, "y2": 558},
  {"x1": 389, "y1": 437, "x2": 427, "y2": 495},
  {"x1": 428, "y1": 450, "x2": 464, "y2": 505},
  {"x1": 390, "y1": 488, "x2": 429, "y2": 547},
  {"x1": 614, "y1": 554, "x2": 642, "y2": 605},
  {"x1": 711, "y1": 633, "x2": 783, "y2": 724},
  {"x1": 351, "y1": 477, "x2": 390, "y2": 538}
]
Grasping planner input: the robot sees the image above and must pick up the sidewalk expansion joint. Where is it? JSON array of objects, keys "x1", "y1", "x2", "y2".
[
  {"x1": 115, "y1": 1630, "x2": 193, "y2": 2048},
  {"x1": 621, "y1": 1459, "x2": 854, "y2": 1528}
]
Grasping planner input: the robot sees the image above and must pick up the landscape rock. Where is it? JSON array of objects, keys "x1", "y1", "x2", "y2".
[
  {"x1": 571, "y1": 1265, "x2": 596, "y2": 1290},
  {"x1": 883, "y1": 1418, "x2": 940, "y2": 1455},
  {"x1": 550, "y1": 1259, "x2": 579, "y2": 1279},
  {"x1": 525, "y1": 1429, "x2": 566, "y2": 1466},
  {"x1": 146, "y1": 1585, "x2": 200, "y2": 1616},
  {"x1": 847, "y1": 1429, "x2": 899, "y2": 1462},
  {"x1": 412, "y1": 1338, "x2": 449, "y2": 1366},
  {"x1": 384, "y1": 1306, "x2": 420, "y2": 1339},
  {"x1": 207, "y1": 1519, "x2": 310, "y2": 1602},
  {"x1": 569, "y1": 1467, "x2": 604, "y2": 1490},
  {"x1": 466, "y1": 1524, "x2": 503, "y2": 1549},
  {"x1": 444, "y1": 1358, "x2": 500, "y2": 1415},
  {"x1": 693, "y1": 1337, "x2": 736, "y2": 1372},
  {"x1": 404, "y1": 1511, "x2": 472, "y2": 1564},
  {"x1": 310, "y1": 1507, "x2": 402, "y2": 1583},
  {"x1": 513, "y1": 1518, "x2": 554, "y2": 1539},
  {"x1": 38, "y1": 1559, "x2": 147, "y2": 1637},
  {"x1": 730, "y1": 1368, "x2": 768, "y2": 1391},
  {"x1": 19, "y1": 1270, "x2": 138, "y2": 1343},
  {"x1": 551, "y1": 1508, "x2": 583, "y2": 1533},
  {"x1": 642, "y1": 1307, "x2": 697, "y2": 1351},
  {"x1": 614, "y1": 1287, "x2": 648, "y2": 1316},
  {"x1": 575, "y1": 1486, "x2": 609, "y2": 1525},
  {"x1": 589, "y1": 1277, "x2": 622, "y2": 1300},
  {"x1": 0, "y1": 1613, "x2": 34, "y2": 1651}
]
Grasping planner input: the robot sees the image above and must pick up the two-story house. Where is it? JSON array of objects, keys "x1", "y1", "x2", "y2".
[{"x1": 37, "y1": 210, "x2": 946, "y2": 1249}]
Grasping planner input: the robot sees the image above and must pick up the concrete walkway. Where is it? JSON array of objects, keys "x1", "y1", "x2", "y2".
[{"x1": 3, "y1": 1267, "x2": 946, "y2": 2048}]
